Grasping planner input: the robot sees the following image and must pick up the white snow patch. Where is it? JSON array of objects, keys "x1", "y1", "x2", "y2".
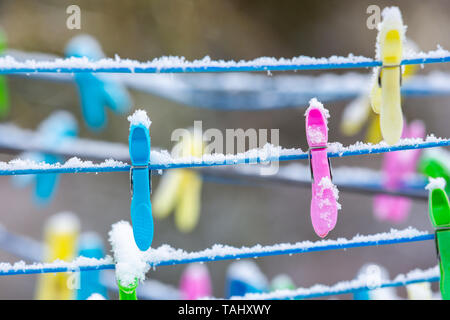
[
  {"x1": 108, "y1": 221, "x2": 149, "y2": 287},
  {"x1": 127, "y1": 109, "x2": 151, "y2": 129},
  {"x1": 425, "y1": 177, "x2": 446, "y2": 191}
]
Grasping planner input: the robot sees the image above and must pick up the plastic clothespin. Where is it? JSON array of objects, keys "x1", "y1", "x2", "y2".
[
  {"x1": 180, "y1": 263, "x2": 212, "y2": 300},
  {"x1": 373, "y1": 120, "x2": 425, "y2": 223},
  {"x1": 35, "y1": 212, "x2": 80, "y2": 300},
  {"x1": 65, "y1": 35, "x2": 131, "y2": 131},
  {"x1": 341, "y1": 38, "x2": 419, "y2": 145},
  {"x1": 153, "y1": 129, "x2": 204, "y2": 233},
  {"x1": 406, "y1": 282, "x2": 433, "y2": 300},
  {"x1": 225, "y1": 261, "x2": 269, "y2": 298},
  {"x1": 370, "y1": 7, "x2": 405, "y2": 145},
  {"x1": 128, "y1": 110, "x2": 153, "y2": 251},
  {"x1": 118, "y1": 280, "x2": 138, "y2": 300},
  {"x1": 270, "y1": 274, "x2": 295, "y2": 291},
  {"x1": 0, "y1": 28, "x2": 9, "y2": 119},
  {"x1": 426, "y1": 177, "x2": 450, "y2": 300},
  {"x1": 353, "y1": 263, "x2": 398, "y2": 300},
  {"x1": 11, "y1": 111, "x2": 78, "y2": 205},
  {"x1": 419, "y1": 148, "x2": 450, "y2": 195},
  {"x1": 76, "y1": 232, "x2": 108, "y2": 300},
  {"x1": 305, "y1": 99, "x2": 340, "y2": 238}
]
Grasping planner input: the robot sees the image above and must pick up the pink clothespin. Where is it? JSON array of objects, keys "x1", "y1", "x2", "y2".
[
  {"x1": 374, "y1": 120, "x2": 426, "y2": 223},
  {"x1": 305, "y1": 99, "x2": 340, "y2": 238},
  {"x1": 179, "y1": 263, "x2": 212, "y2": 300}
]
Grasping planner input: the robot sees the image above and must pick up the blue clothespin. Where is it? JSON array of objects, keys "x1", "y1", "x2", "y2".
[
  {"x1": 128, "y1": 110, "x2": 153, "y2": 251},
  {"x1": 76, "y1": 232, "x2": 108, "y2": 300},
  {"x1": 225, "y1": 261, "x2": 269, "y2": 298},
  {"x1": 65, "y1": 34, "x2": 131, "y2": 130},
  {"x1": 11, "y1": 111, "x2": 78, "y2": 205}
]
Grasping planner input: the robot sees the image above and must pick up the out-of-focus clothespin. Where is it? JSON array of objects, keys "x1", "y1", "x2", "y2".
[
  {"x1": 270, "y1": 274, "x2": 296, "y2": 290},
  {"x1": 426, "y1": 177, "x2": 450, "y2": 300},
  {"x1": 179, "y1": 263, "x2": 212, "y2": 300},
  {"x1": 370, "y1": 7, "x2": 405, "y2": 145},
  {"x1": 0, "y1": 28, "x2": 9, "y2": 119},
  {"x1": 353, "y1": 263, "x2": 398, "y2": 300},
  {"x1": 406, "y1": 282, "x2": 433, "y2": 300},
  {"x1": 305, "y1": 98, "x2": 340, "y2": 238},
  {"x1": 76, "y1": 232, "x2": 108, "y2": 300},
  {"x1": 65, "y1": 35, "x2": 131, "y2": 131},
  {"x1": 225, "y1": 261, "x2": 269, "y2": 298},
  {"x1": 341, "y1": 37, "x2": 419, "y2": 145},
  {"x1": 11, "y1": 111, "x2": 78, "y2": 205},
  {"x1": 35, "y1": 212, "x2": 80, "y2": 300},
  {"x1": 373, "y1": 120, "x2": 425, "y2": 223},
  {"x1": 153, "y1": 129, "x2": 204, "y2": 233}
]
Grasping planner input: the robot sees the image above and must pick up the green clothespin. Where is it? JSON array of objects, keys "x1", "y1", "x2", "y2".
[
  {"x1": 0, "y1": 28, "x2": 9, "y2": 118},
  {"x1": 427, "y1": 178, "x2": 450, "y2": 300},
  {"x1": 420, "y1": 150, "x2": 450, "y2": 195},
  {"x1": 117, "y1": 279, "x2": 138, "y2": 300}
]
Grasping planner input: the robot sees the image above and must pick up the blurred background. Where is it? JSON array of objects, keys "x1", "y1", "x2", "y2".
[{"x1": 0, "y1": 0, "x2": 449, "y2": 299}]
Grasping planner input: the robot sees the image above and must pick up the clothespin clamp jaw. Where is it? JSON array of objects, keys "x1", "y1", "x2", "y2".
[
  {"x1": 428, "y1": 184, "x2": 450, "y2": 299},
  {"x1": 129, "y1": 122, "x2": 153, "y2": 251},
  {"x1": 307, "y1": 146, "x2": 333, "y2": 183},
  {"x1": 371, "y1": 7, "x2": 405, "y2": 145},
  {"x1": 305, "y1": 101, "x2": 338, "y2": 238}
]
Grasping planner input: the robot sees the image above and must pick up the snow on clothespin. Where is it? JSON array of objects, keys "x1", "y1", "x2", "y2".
[
  {"x1": 373, "y1": 120, "x2": 425, "y2": 223},
  {"x1": 35, "y1": 212, "x2": 80, "y2": 300},
  {"x1": 153, "y1": 128, "x2": 204, "y2": 233},
  {"x1": 426, "y1": 177, "x2": 450, "y2": 300},
  {"x1": 65, "y1": 35, "x2": 131, "y2": 130},
  {"x1": 109, "y1": 221, "x2": 149, "y2": 300},
  {"x1": 370, "y1": 7, "x2": 406, "y2": 145},
  {"x1": 128, "y1": 110, "x2": 153, "y2": 251},
  {"x1": 305, "y1": 98, "x2": 340, "y2": 238},
  {"x1": 0, "y1": 28, "x2": 9, "y2": 119},
  {"x1": 11, "y1": 111, "x2": 78, "y2": 205},
  {"x1": 406, "y1": 282, "x2": 433, "y2": 300},
  {"x1": 76, "y1": 232, "x2": 108, "y2": 300},
  {"x1": 179, "y1": 263, "x2": 212, "y2": 300},
  {"x1": 341, "y1": 38, "x2": 419, "y2": 145},
  {"x1": 353, "y1": 263, "x2": 398, "y2": 300},
  {"x1": 419, "y1": 148, "x2": 450, "y2": 195},
  {"x1": 225, "y1": 261, "x2": 269, "y2": 298}
]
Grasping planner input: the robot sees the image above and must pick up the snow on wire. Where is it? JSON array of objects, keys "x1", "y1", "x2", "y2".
[
  {"x1": 0, "y1": 135, "x2": 448, "y2": 176},
  {"x1": 0, "y1": 227, "x2": 434, "y2": 276},
  {"x1": 227, "y1": 266, "x2": 439, "y2": 300},
  {"x1": 0, "y1": 46, "x2": 449, "y2": 74}
]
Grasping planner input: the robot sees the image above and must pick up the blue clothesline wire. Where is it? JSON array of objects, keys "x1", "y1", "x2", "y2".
[
  {"x1": 232, "y1": 273, "x2": 440, "y2": 300},
  {"x1": 0, "y1": 232, "x2": 434, "y2": 276},
  {"x1": 1, "y1": 55, "x2": 450, "y2": 74},
  {"x1": 1, "y1": 138, "x2": 448, "y2": 176}
]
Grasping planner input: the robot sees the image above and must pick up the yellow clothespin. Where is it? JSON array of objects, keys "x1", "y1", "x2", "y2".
[
  {"x1": 153, "y1": 129, "x2": 204, "y2": 233},
  {"x1": 370, "y1": 7, "x2": 405, "y2": 145},
  {"x1": 406, "y1": 282, "x2": 433, "y2": 300},
  {"x1": 342, "y1": 37, "x2": 418, "y2": 145},
  {"x1": 35, "y1": 212, "x2": 80, "y2": 300}
]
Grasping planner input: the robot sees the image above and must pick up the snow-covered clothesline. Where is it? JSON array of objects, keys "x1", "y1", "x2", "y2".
[
  {"x1": 0, "y1": 227, "x2": 434, "y2": 276},
  {"x1": 0, "y1": 46, "x2": 449, "y2": 74},
  {"x1": 0, "y1": 135, "x2": 448, "y2": 176},
  {"x1": 7, "y1": 49, "x2": 450, "y2": 110},
  {"x1": 0, "y1": 224, "x2": 180, "y2": 300},
  {"x1": 226, "y1": 266, "x2": 439, "y2": 300}
]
